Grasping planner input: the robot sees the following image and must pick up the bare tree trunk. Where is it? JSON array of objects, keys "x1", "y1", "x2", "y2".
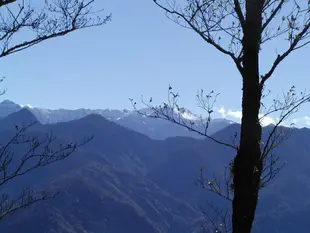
[
  {"x1": 232, "y1": 1, "x2": 264, "y2": 233},
  {"x1": 151, "y1": 0, "x2": 310, "y2": 231},
  {"x1": 232, "y1": 76, "x2": 262, "y2": 233}
]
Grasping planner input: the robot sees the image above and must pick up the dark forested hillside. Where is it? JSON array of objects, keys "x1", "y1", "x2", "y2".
[{"x1": 0, "y1": 109, "x2": 310, "y2": 232}]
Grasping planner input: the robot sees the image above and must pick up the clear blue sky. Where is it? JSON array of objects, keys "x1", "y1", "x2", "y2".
[{"x1": 0, "y1": 0, "x2": 309, "y2": 124}]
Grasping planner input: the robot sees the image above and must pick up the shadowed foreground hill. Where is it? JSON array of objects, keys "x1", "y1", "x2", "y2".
[
  {"x1": 1, "y1": 109, "x2": 310, "y2": 232},
  {"x1": 0, "y1": 110, "x2": 203, "y2": 233}
]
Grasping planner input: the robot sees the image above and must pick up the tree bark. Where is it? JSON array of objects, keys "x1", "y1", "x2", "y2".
[{"x1": 232, "y1": 1, "x2": 264, "y2": 233}]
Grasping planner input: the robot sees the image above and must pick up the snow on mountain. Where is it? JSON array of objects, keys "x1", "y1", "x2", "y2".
[
  {"x1": 174, "y1": 107, "x2": 199, "y2": 121},
  {"x1": 0, "y1": 100, "x2": 234, "y2": 139}
]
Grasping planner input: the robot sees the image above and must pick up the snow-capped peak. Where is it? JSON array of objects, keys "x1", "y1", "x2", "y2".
[
  {"x1": 20, "y1": 104, "x2": 34, "y2": 109},
  {"x1": 173, "y1": 107, "x2": 199, "y2": 121}
]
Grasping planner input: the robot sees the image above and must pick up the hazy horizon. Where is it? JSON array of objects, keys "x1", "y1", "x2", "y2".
[{"x1": 0, "y1": 1, "x2": 309, "y2": 127}]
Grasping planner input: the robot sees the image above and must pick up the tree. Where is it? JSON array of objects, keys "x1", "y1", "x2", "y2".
[
  {"x1": 0, "y1": 0, "x2": 111, "y2": 57},
  {"x1": 134, "y1": 1, "x2": 310, "y2": 232},
  {"x1": 0, "y1": 121, "x2": 93, "y2": 220},
  {"x1": 0, "y1": 0, "x2": 110, "y2": 221}
]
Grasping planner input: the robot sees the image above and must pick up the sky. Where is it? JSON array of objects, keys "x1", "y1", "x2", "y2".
[{"x1": 0, "y1": 0, "x2": 310, "y2": 126}]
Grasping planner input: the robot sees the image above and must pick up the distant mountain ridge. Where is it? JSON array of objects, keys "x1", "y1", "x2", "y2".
[
  {"x1": 0, "y1": 108, "x2": 204, "y2": 233},
  {"x1": 0, "y1": 109, "x2": 310, "y2": 232},
  {"x1": 0, "y1": 100, "x2": 234, "y2": 139}
]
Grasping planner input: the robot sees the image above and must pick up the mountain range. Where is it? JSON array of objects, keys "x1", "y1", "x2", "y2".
[
  {"x1": 0, "y1": 102, "x2": 309, "y2": 232},
  {"x1": 0, "y1": 100, "x2": 233, "y2": 140}
]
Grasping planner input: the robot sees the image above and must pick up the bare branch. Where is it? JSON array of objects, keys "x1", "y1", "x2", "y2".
[
  {"x1": 0, "y1": 0, "x2": 104, "y2": 223},
  {"x1": 0, "y1": 122, "x2": 93, "y2": 220},
  {"x1": 261, "y1": 2, "x2": 310, "y2": 86},
  {"x1": 200, "y1": 200, "x2": 232, "y2": 233},
  {"x1": 233, "y1": 0, "x2": 245, "y2": 29},
  {"x1": 153, "y1": 0, "x2": 244, "y2": 74},
  {"x1": 0, "y1": 0, "x2": 111, "y2": 57},
  {"x1": 131, "y1": 86, "x2": 237, "y2": 150},
  {"x1": 0, "y1": 189, "x2": 57, "y2": 220},
  {"x1": 261, "y1": 87, "x2": 310, "y2": 159},
  {"x1": 258, "y1": 87, "x2": 310, "y2": 186},
  {"x1": 0, "y1": 122, "x2": 93, "y2": 187},
  {"x1": 261, "y1": 0, "x2": 285, "y2": 33},
  {"x1": 196, "y1": 165, "x2": 234, "y2": 202},
  {"x1": 0, "y1": 0, "x2": 16, "y2": 8}
]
